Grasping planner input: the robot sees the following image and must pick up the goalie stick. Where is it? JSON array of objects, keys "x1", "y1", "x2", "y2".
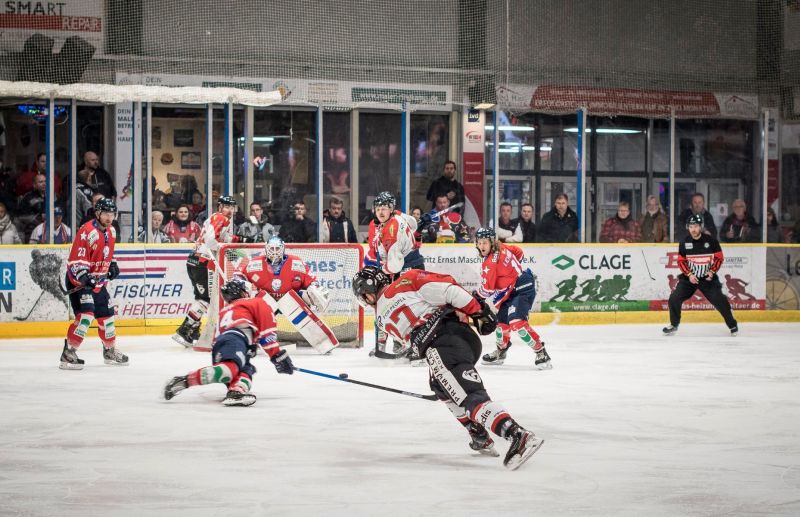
[{"x1": 293, "y1": 367, "x2": 438, "y2": 401}]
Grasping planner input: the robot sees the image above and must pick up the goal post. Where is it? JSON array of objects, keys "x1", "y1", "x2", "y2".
[{"x1": 217, "y1": 243, "x2": 364, "y2": 348}]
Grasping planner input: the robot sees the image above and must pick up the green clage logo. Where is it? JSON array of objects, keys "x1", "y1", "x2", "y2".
[{"x1": 551, "y1": 255, "x2": 574, "y2": 270}]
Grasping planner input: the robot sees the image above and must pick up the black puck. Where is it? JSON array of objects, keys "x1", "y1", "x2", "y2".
[{"x1": 339, "y1": 373, "x2": 349, "y2": 379}]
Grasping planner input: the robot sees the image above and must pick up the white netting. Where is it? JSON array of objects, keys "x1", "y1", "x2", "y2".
[{"x1": 218, "y1": 243, "x2": 363, "y2": 347}]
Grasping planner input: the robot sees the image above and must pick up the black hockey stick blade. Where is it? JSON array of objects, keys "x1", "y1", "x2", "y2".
[{"x1": 294, "y1": 367, "x2": 438, "y2": 401}]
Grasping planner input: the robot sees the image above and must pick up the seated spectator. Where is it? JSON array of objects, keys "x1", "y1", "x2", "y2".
[
  {"x1": 237, "y1": 202, "x2": 276, "y2": 243},
  {"x1": 766, "y1": 207, "x2": 783, "y2": 243},
  {"x1": 410, "y1": 206, "x2": 423, "y2": 222},
  {"x1": 279, "y1": 201, "x2": 316, "y2": 243},
  {"x1": 0, "y1": 160, "x2": 16, "y2": 212},
  {"x1": 538, "y1": 193, "x2": 579, "y2": 243},
  {"x1": 83, "y1": 151, "x2": 117, "y2": 199},
  {"x1": 163, "y1": 205, "x2": 202, "y2": 243},
  {"x1": 426, "y1": 160, "x2": 465, "y2": 214},
  {"x1": 420, "y1": 194, "x2": 468, "y2": 243},
  {"x1": 189, "y1": 191, "x2": 205, "y2": 219},
  {"x1": 15, "y1": 153, "x2": 62, "y2": 198},
  {"x1": 29, "y1": 206, "x2": 71, "y2": 244},
  {"x1": 509, "y1": 202, "x2": 536, "y2": 243},
  {"x1": 0, "y1": 202, "x2": 22, "y2": 244},
  {"x1": 163, "y1": 181, "x2": 184, "y2": 210},
  {"x1": 138, "y1": 210, "x2": 170, "y2": 243},
  {"x1": 600, "y1": 201, "x2": 641, "y2": 243},
  {"x1": 677, "y1": 192, "x2": 717, "y2": 240},
  {"x1": 720, "y1": 199, "x2": 759, "y2": 243},
  {"x1": 322, "y1": 197, "x2": 358, "y2": 243},
  {"x1": 639, "y1": 195, "x2": 668, "y2": 243},
  {"x1": 495, "y1": 202, "x2": 522, "y2": 242},
  {"x1": 16, "y1": 172, "x2": 47, "y2": 240},
  {"x1": 195, "y1": 189, "x2": 219, "y2": 226}
]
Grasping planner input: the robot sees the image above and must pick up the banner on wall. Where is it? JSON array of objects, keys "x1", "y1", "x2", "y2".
[
  {"x1": 462, "y1": 109, "x2": 485, "y2": 229},
  {"x1": 0, "y1": 0, "x2": 104, "y2": 53},
  {"x1": 765, "y1": 247, "x2": 800, "y2": 310}
]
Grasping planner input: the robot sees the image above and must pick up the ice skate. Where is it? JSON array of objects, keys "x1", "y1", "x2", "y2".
[
  {"x1": 662, "y1": 324, "x2": 678, "y2": 336},
  {"x1": 59, "y1": 340, "x2": 84, "y2": 370},
  {"x1": 729, "y1": 325, "x2": 738, "y2": 336},
  {"x1": 481, "y1": 347, "x2": 507, "y2": 366},
  {"x1": 534, "y1": 345, "x2": 552, "y2": 370},
  {"x1": 172, "y1": 318, "x2": 199, "y2": 348},
  {"x1": 103, "y1": 346, "x2": 129, "y2": 366},
  {"x1": 503, "y1": 424, "x2": 544, "y2": 471},
  {"x1": 467, "y1": 423, "x2": 499, "y2": 457},
  {"x1": 222, "y1": 390, "x2": 256, "y2": 407},
  {"x1": 163, "y1": 376, "x2": 189, "y2": 400}
]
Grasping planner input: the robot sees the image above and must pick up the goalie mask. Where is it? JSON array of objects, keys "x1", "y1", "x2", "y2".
[
  {"x1": 220, "y1": 278, "x2": 249, "y2": 303},
  {"x1": 352, "y1": 266, "x2": 391, "y2": 308},
  {"x1": 265, "y1": 236, "x2": 285, "y2": 265}
]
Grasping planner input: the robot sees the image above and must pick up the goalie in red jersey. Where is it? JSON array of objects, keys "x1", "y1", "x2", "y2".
[
  {"x1": 163, "y1": 278, "x2": 295, "y2": 407},
  {"x1": 60, "y1": 198, "x2": 128, "y2": 370},
  {"x1": 474, "y1": 228, "x2": 552, "y2": 369}
]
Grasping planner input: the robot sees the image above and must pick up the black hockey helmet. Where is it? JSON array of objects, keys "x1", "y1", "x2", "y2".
[
  {"x1": 220, "y1": 278, "x2": 250, "y2": 303},
  {"x1": 352, "y1": 266, "x2": 391, "y2": 308},
  {"x1": 94, "y1": 198, "x2": 117, "y2": 215},
  {"x1": 373, "y1": 191, "x2": 396, "y2": 210},
  {"x1": 686, "y1": 213, "x2": 704, "y2": 229},
  {"x1": 218, "y1": 195, "x2": 237, "y2": 207},
  {"x1": 475, "y1": 227, "x2": 498, "y2": 255}
]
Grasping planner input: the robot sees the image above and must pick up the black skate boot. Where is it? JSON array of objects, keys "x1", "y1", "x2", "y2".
[
  {"x1": 172, "y1": 317, "x2": 200, "y2": 348},
  {"x1": 222, "y1": 390, "x2": 257, "y2": 407},
  {"x1": 103, "y1": 346, "x2": 129, "y2": 366},
  {"x1": 163, "y1": 376, "x2": 189, "y2": 400},
  {"x1": 503, "y1": 423, "x2": 544, "y2": 471},
  {"x1": 729, "y1": 325, "x2": 738, "y2": 337},
  {"x1": 59, "y1": 340, "x2": 84, "y2": 370},
  {"x1": 534, "y1": 345, "x2": 552, "y2": 370},
  {"x1": 481, "y1": 347, "x2": 507, "y2": 366},
  {"x1": 662, "y1": 324, "x2": 678, "y2": 336},
  {"x1": 467, "y1": 422, "x2": 499, "y2": 457}
]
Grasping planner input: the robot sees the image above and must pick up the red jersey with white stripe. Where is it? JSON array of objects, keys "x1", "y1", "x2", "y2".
[
  {"x1": 194, "y1": 212, "x2": 235, "y2": 255},
  {"x1": 218, "y1": 295, "x2": 279, "y2": 357},
  {"x1": 477, "y1": 244, "x2": 524, "y2": 305},
  {"x1": 233, "y1": 253, "x2": 316, "y2": 299},
  {"x1": 366, "y1": 210, "x2": 420, "y2": 275},
  {"x1": 376, "y1": 269, "x2": 481, "y2": 342},
  {"x1": 67, "y1": 219, "x2": 116, "y2": 287}
]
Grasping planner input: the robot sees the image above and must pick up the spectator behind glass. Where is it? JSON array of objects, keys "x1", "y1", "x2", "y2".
[
  {"x1": 495, "y1": 202, "x2": 522, "y2": 243},
  {"x1": 82, "y1": 193, "x2": 122, "y2": 236},
  {"x1": 237, "y1": 202, "x2": 276, "y2": 243},
  {"x1": 766, "y1": 208, "x2": 783, "y2": 243},
  {"x1": 322, "y1": 197, "x2": 358, "y2": 243},
  {"x1": 538, "y1": 193, "x2": 579, "y2": 243},
  {"x1": 0, "y1": 159, "x2": 16, "y2": 211},
  {"x1": 677, "y1": 193, "x2": 717, "y2": 240},
  {"x1": 195, "y1": 189, "x2": 219, "y2": 226},
  {"x1": 190, "y1": 191, "x2": 205, "y2": 219},
  {"x1": 510, "y1": 202, "x2": 536, "y2": 243},
  {"x1": 83, "y1": 151, "x2": 117, "y2": 199},
  {"x1": 16, "y1": 172, "x2": 47, "y2": 240},
  {"x1": 163, "y1": 205, "x2": 202, "y2": 243},
  {"x1": 639, "y1": 195, "x2": 668, "y2": 243},
  {"x1": 420, "y1": 194, "x2": 468, "y2": 243},
  {"x1": 15, "y1": 152, "x2": 62, "y2": 197},
  {"x1": 425, "y1": 160, "x2": 465, "y2": 214},
  {"x1": 720, "y1": 199, "x2": 759, "y2": 243},
  {"x1": 30, "y1": 206, "x2": 71, "y2": 244},
  {"x1": 0, "y1": 202, "x2": 22, "y2": 244},
  {"x1": 600, "y1": 201, "x2": 641, "y2": 243},
  {"x1": 279, "y1": 201, "x2": 316, "y2": 243},
  {"x1": 138, "y1": 210, "x2": 170, "y2": 243}
]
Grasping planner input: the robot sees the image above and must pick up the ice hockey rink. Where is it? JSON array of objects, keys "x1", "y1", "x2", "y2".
[{"x1": 1, "y1": 322, "x2": 799, "y2": 517}]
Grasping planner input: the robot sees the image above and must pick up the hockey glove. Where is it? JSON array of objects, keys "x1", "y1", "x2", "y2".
[
  {"x1": 270, "y1": 350, "x2": 294, "y2": 375},
  {"x1": 107, "y1": 261, "x2": 120, "y2": 281},
  {"x1": 75, "y1": 269, "x2": 97, "y2": 289},
  {"x1": 470, "y1": 298, "x2": 498, "y2": 336}
]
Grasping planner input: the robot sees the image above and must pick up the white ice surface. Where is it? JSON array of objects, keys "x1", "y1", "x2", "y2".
[{"x1": 1, "y1": 323, "x2": 799, "y2": 517}]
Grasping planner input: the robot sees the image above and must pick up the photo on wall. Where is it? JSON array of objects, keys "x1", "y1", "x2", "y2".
[
  {"x1": 152, "y1": 127, "x2": 162, "y2": 149},
  {"x1": 181, "y1": 151, "x2": 201, "y2": 170},
  {"x1": 173, "y1": 128, "x2": 194, "y2": 147}
]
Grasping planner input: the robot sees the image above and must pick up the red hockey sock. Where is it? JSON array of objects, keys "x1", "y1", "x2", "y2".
[
  {"x1": 495, "y1": 323, "x2": 511, "y2": 350},
  {"x1": 187, "y1": 361, "x2": 239, "y2": 387},
  {"x1": 66, "y1": 312, "x2": 94, "y2": 348},
  {"x1": 227, "y1": 372, "x2": 253, "y2": 394},
  {"x1": 509, "y1": 320, "x2": 542, "y2": 351},
  {"x1": 97, "y1": 316, "x2": 116, "y2": 349}
]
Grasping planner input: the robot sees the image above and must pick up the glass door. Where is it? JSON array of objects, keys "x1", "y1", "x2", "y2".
[{"x1": 595, "y1": 178, "x2": 645, "y2": 241}]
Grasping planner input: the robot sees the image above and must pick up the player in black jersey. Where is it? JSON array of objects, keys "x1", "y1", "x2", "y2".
[{"x1": 663, "y1": 214, "x2": 738, "y2": 336}]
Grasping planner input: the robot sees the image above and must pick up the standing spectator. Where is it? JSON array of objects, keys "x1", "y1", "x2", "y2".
[
  {"x1": 279, "y1": 201, "x2": 316, "y2": 243},
  {"x1": 15, "y1": 153, "x2": 62, "y2": 197},
  {"x1": 600, "y1": 201, "x2": 641, "y2": 243},
  {"x1": 0, "y1": 159, "x2": 16, "y2": 212},
  {"x1": 720, "y1": 199, "x2": 759, "y2": 243},
  {"x1": 163, "y1": 205, "x2": 202, "y2": 243},
  {"x1": 538, "y1": 193, "x2": 579, "y2": 243},
  {"x1": 138, "y1": 210, "x2": 170, "y2": 243},
  {"x1": 509, "y1": 203, "x2": 536, "y2": 243},
  {"x1": 16, "y1": 172, "x2": 47, "y2": 240},
  {"x1": 237, "y1": 202, "x2": 275, "y2": 243},
  {"x1": 322, "y1": 197, "x2": 358, "y2": 243},
  {"x1": 425, "y1": 160, "x2": 465, "y2": 214},
  {"x1": 29, "y1": 206, "x2": 71, "y2": 244},
  {"x1": 83, "y1": 151, "x2": 117, "y2": 199},
  {"x1": 0, "y1": 202, "x2": 22, "y2": 244},
  {"x1": 766, "y1": 207, "x2": 783, "y2": 243},
  {"x1": 639, "y1": 195, "x2": 668, "y2": 243},
  {"x1": 677, "y1": 193, "x2": 717, "y2": 240},
  {"x1": 72, "y1": 168, "x2": 95, "y2": 226},
  {"x1": 495, "y1": 202, "x2": 522, "y2": 242}
]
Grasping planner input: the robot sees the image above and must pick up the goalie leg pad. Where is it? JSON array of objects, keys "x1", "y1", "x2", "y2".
[
  {"x1": 278, "y1": 290, "x2": 338, "y2": 354},
  {"x1": 67, "y1": 312, "x2": 94, "y2": 347}
]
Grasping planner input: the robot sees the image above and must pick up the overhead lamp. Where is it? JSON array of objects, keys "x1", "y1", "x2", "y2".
[
  {"x1": 473, "y1": 103, "x2": 495, "y2": 110},
  {"x1": 485, "y1": 125, "x2": 535, "y2": 132},
  {"x1": 564, "y1": 128, "x2": 642, "y2": 134}
]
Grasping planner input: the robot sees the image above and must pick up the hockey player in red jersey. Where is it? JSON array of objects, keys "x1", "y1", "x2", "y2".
[
  {"x1": 60, "y1": 198, "x2": 128, "y2": 370},
  {"x1": 475, "y1": 228, "x2": 552, "y2": 369},
  {"x1": 173, "y1": 195, "x2": 239, "y2": 347},
  {"x1": 163, "y1": 278, "x2": 295, "y2": 407},
  {"x1": 352, "y1": 266, "x2": 544, "y2": 470}
]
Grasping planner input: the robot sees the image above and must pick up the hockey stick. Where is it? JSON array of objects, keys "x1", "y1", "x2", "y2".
[
  {"x1": 59, "y1": 275, "x2": 107, "y2": 296},
  {"x1": 293, "y1": 367, "x2": 439, "y2": 401},
  {"x1": 641, "y1": 249, "x2": 656, "y2": 281}
]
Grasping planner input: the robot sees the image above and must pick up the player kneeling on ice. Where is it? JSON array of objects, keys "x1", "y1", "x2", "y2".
[
  {"x1": 163, "y1": 278, "x2": 294, "y2": 407},
  {"x1": 474, "y1": 228, "x2": 551, "y2": 369},
  {"x1": 60, "y1": 198, "x2": 128, "y2": 370},
  {"x1": 352, "y1": 266, "x2": 544, "y2": 470}
]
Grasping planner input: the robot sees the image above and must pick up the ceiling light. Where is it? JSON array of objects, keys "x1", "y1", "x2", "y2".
[{"x1": 485, "y1": 125, "x2": 535, "y2": 132}]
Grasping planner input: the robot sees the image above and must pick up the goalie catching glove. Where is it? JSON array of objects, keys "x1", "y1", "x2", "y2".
[
  {"x1": 301, "y1": 283, "x2": 331, "y2": 313},
  {"x1": 470, "y1": 297, "x2": 498, "y2": 336}
]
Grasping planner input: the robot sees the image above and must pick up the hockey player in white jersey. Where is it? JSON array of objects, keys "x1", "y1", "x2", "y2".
[{"x1": 352, "y1": 266, "x2": 544, "y2": 470}]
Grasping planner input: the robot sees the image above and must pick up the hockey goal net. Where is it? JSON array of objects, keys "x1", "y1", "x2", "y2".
[{"x1": 217, "y1": 243, "x2": 364, "y2": 348}]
